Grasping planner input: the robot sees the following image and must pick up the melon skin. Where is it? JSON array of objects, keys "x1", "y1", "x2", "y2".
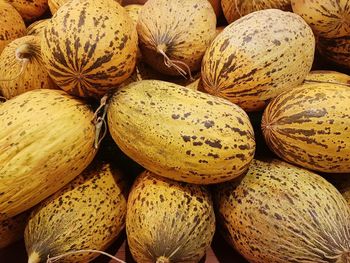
[
  {"x1": 26, "y1": 19, "x2": 50, "y2": 37},
  {"x1": 317, "y1": 36, "x2": 350, "y2": 70},
  {"x1": 262, "y1": 83, "x2": 350, "y2": 173},
  {"x1": 201, "y1": 9, "x2": 315, "y2": 112},
  {"x1": 41, "y1": 0, "x2": 138, "y2": 98},
  {"x1": 7, "y1": 0, "x2": 48, "y2": 22},
  {"x1": 214, "y1": 159, "x2": 350, "y2": 263},
  {"x1": 304, "y1": 70, "x2": 350, "y2": 85},
  {"x1": 0, "y1": 89, "x2": 97, "y2": 220},
  {"x1": 126, "y1": 170, "x2": 216, "y2": 263}
]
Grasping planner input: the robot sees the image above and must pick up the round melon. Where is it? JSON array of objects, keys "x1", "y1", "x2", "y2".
[
  {"x1": 0, "y1": 0, "x2": 26, "y2": 55},
  {"x1": 292, "y1": 0, "x2": 350, "y2": 38},
  {"x1": 26, "y1": 19, "x2": 50, "y2": 37},
  {"x1": 7, "y1": 0, "x2": 48, "y2": 22},
  {"x1": 107, "y1": 80, "x2": 255, "y2": 184},
  {"x1": 127, "y1": 170, "x2": 215, "y2": 263},
  {"x1": 137, "y1": 0, "x2": 216, "y2": 77},
  {"x1": 215, "y1": 159, "x2": 350, "y2": 263},
  {"x1": 317, "y1": 36, "x2": 350, "y2": 70},
  {"x1": 0, "y1": 35, "x2": 57, "y2": 99},
  {"x1": 201, "y1": 9, "x2": 315, "y2": 112},
  {"x1": 0, "y1": 89, "x2": 97, "y2": 220},
  {"x1": 262, "y1": 82, "x2": 350, "y2": 173},
  {"x1": 42, "y1": 0, "x2": 138, "y2": 98},
  {"x1": 25, "y1": 160, "x2": 128, "y2": 263},
  {"x1": 221, "y1": 0, "x2": 291, "y2": 23}
]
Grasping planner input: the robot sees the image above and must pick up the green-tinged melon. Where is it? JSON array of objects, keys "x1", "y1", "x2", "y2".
[
  {"x1": 0, "y1": 35, "x2": 57, "y2": 99},
  {"x1": 107, "y1": 80, "x2": 255, "y2": 184},
  {"x1": 25, "y1": 160, "x2": 128, "y2": 263},
  {"x1": 137, "y1": 0, "x2": 216, "y2": 77},
  {"x1": 0, "y1": 89, "x2": 96, "y2": 220},
  {"x1": 127, "y1": 170, "x2": 215, "y2": 263},
  {"x1": 0, "y1": 0, "x2": 26, "y2": 54},
  {"x1": 201, "y1": 9, "x2": 315, "y2": 112},
  {"x1": 292, "y1": 0, "x2": 350, "y2": 38},
  {"x1": 262, "y1": 83, "x2": 350, "y2": 173},
  {"x1": 215, "y1": 159, "x2": 350, "y2": 263},
  {"x1": 222, "y1": 0, "x2": 291, "y2": 23},
  {"x1": 42, "y1": 0, "x2": 138, "y2": 98}
]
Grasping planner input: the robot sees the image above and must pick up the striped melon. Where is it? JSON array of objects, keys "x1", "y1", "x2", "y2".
[
  {"x1": 0, "y1": 89, "x2": 96, "y2": 220},
  {"x1": 317, "y1": 36, "x2": 350, "y2": 70},
  {"x1": 262, "y1": 83, "x2": 350, "y2": 173},
  {"x1": 0, "y1": 211, "x2": 30, "y2": 248},
  {"x1": 292, "y1": 0, "x2": 350, "y2": 38},
  {"x1": 25, "y1": 160, "x2": 128, "y2": 263},
  {"x1": 107, "y1": 80, "x2": 255, "y2": 184},
  {"x1": 0, "y1": 0, "x2": 26, "y2": 54},
  {"x1": 201, "y1": 9, "x2": 315, "y2": 112},
  {"x1": 42, "y1": 0, "x2": 138, "y2": 98},
  {"x1": 7, "y1": 0, "x2": 48, "y2": 22},
  {"x1": 215, "y1": 159, "x2": 350, "y2": 263},
  {"x1": 127, "y1": 170, "x2": 215, "y2": 263},
  {"x1": 0, "y1": 35, "x2": 57, "y2": 99},
  {"x1": 222, "y1": 0, "x2": 291, "y2": 23},
  {"x1": 137, "y1": 0, "x2": 216, "y2": 77},
  {"x1": 26, "y1": 19, "x2": 50, "y2": 37}
]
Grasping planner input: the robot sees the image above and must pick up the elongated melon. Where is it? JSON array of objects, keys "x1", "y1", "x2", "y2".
[
  {"x1": 127, "y1": 170, "x2": 215, "y2": 263},
  {"x1": 0, "y1": 211, "x2": 30, "y2": 248},
  {"x1": 25, "y1": 160, "x2": 128, "y2": 263},
  {"x1": 215, "y1": 159, "x2": 350, "y2": 263},
  {"x1": 42, "y1": 0, "x2": 138, "y2": 98},
  {"x1": 292, "y1": 0, "x2": 350, "y2": 38},
  {"x1": 201, "y1": 9, "x2": 315, "y2": 112},
  {"x1": 107, "y1": 80, "x2": 255, "y2": 184},
  {"x1": 262, "y1": 83, "x2": 350, "y2": 173},
  {"x1": 0, "y1": 0, "x2": 26, "y2": 54},
  {"x1": 0, "y1": 35, "x2": 57, "y2": 99},
  {"x1": 0, "y1": 89, "x2": 96, "y2": 220}
]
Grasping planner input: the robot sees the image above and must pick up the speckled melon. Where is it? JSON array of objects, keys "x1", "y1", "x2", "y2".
[
  {"x1": 201, "y1": 9, "x2": 315, "y2": 112},
  {"x1": 107, "y1": 80, "x2": 255, "y2": 184},
  {"x1": 42, "y1": 0, "x2": 138, "y2": 98},
  {"x1": 26, "y1": 19, "x2": 50, "y2": 37},
  {"x1": 137, "y1": 0, "x2": 216, "y2": 76},
  {"x1": 125, "y1": 4, "x2": 142, "y2": 26},
  {"x1": 222, "y1": 0, "x2": 291, "y2": 23},
  {"x1": 0, "y1": 89, "x2": 96, "y2": 220},
  {"x1": 304, "y1": 70, "x2": 350, "y2": 85},
  {"x1": 292, "y1": 0, "x2": 350, "y2": 38},
  {"x1": 262, "y1": 83, "x2": 350, "y2": 173},
  {"x1": 0, "y1": 35, "x2": 57, "y2": 99},
  {"x1": 0, "y1": 0, "x2": 26, "y2": 54},
  {"x1": 317, "y1": 36, "x2": 350, "y2": 70},
  {"x1": 48, "y1": 0, "x2": 122, "y2": 14},
  {"x1": 0, "y1": 211, "x2": 30, "y2": 248},
  {"x1": 25, "y1": 160, "x2": 128, "y2": 263},
  {"x1": 126, "y1": 170, "x2": 215, "y2": 263},
  {"x1": 215, "y1": 159, "x2": 350, "y2": 263},
  {"x1": 7, "y1": 0, "x2": 48, "y2": 22}
]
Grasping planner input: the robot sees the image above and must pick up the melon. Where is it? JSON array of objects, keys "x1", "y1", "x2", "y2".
[
  {"x1": 26, "y1": 19, "x2": 50, "y2": 37},
  {"x1": 0, "y1": 211, "x2": 30, "y2": 248},
  {"x1": 317, "y1": 36, "x2": 350, "y2": 70},
  {"x1": 7, "y1": 0, "x2": 48, "y2": 22}
]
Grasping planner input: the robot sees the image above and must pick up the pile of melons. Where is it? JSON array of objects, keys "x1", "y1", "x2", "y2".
[{"x1": 1, "y1": 0, "x2": 350, "y2": 263}]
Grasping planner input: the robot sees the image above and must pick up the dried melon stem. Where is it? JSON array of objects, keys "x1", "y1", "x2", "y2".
[
  {"x1": 45, "y1": 249, "x2": 126, "y2": 263},
  {"x1": 156, "y1": 256, "x2": 170, "y2": 263},
  {"x1": 0, "y1": 43, "x2": 32, "y2": 82},
  {"x1": 93, "y1": 94, "x2": 110, "y2": 149},
  {"x1": 156, "y1": 44, "x2": 194, "y2": 81}
]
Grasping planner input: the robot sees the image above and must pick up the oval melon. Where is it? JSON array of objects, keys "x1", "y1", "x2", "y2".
[
  {"x1": 107, "y1": 80, "x2": 255, "y2": 184},
  {"x1": 201, "y1": 9, "x2": 315, "y2": 112},
  {"x1": 137, "y1": 0, "x2": 216, "y2": 77},
  {"x1": 214, "y1": 159, "x2": 350, "y2": 263},
  {"x1": 262, "y1": 82, "x2": 350, "y2": 173},
  {"x1": 222, "y1": 0, "x2": 291, "y2": 23},
  {"x1": 292, "y1": 0, "x2": 350, "y2": 38},
  {"x1": 0, "y1": 0, "x2": 26, "y2": 54},
  {"x1": 0, "y1": 35, "x2": 57, "y2": 99},
  {"x1": 25, "y1": 160, "x2": 128, "y2": 263},
  {"x1": 0, "y1": 89, "x2": 96, "y2": 220},
  {"x1": 42, "y1": 0, "x2": 138, "y2": 98},
  {"x1": 127, "y1": 170, "x2": 215, "y2": 263},
  {"x1": 7, "y1": 0, "x2": 48, "y2": 22},
  {"x1": 304, "y1": 70, "x2": 350, "y2": 86}
]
